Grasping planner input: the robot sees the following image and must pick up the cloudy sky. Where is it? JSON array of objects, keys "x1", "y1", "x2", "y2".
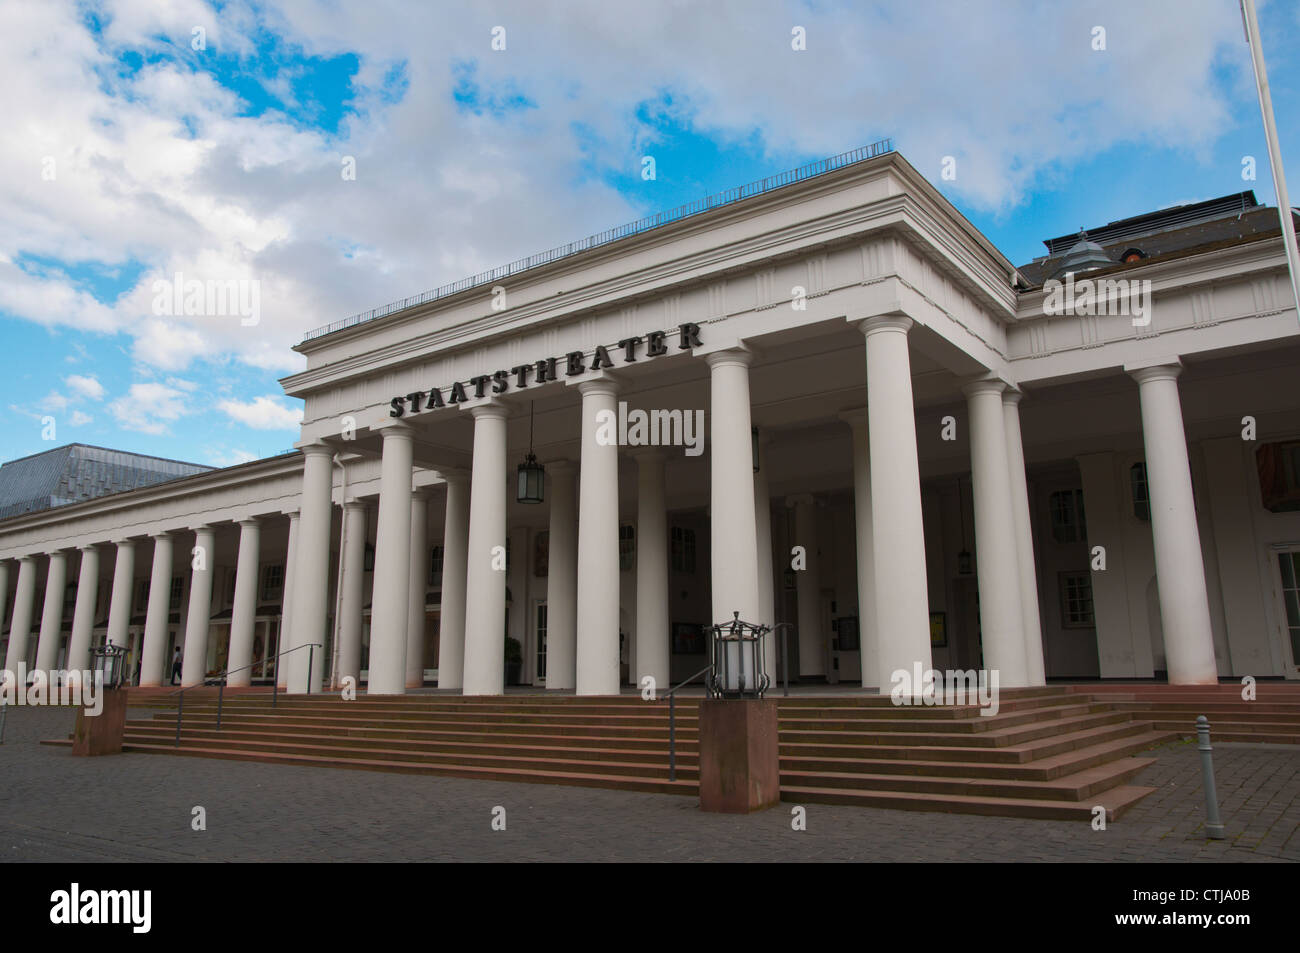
[{"x1": 1, "y1": 0, "x2": 1296, "y2": 468}]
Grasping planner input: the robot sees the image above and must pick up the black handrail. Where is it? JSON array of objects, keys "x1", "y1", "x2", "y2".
[
  {"x1": 662, "y1": 664, "x2": 714, "y2": 782},
  {"x1": 169, "y1": 641, "x2": 322, "y2": 746},
  {"x1": 772, "y1": 623, "x2": 794, "y2": 697}
]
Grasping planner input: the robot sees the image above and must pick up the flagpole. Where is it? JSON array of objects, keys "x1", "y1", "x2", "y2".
[{"x1": 1241, "y1": 0, "x2": 1300, "y2": 322}]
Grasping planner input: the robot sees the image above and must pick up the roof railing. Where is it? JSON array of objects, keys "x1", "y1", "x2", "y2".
[{"x1": 301, "y1": 138, "x2": 894, "y2": 342}]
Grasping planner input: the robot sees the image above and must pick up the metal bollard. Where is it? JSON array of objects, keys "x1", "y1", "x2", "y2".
[{"x1": 1196, "y1": 715, "x2": 1226, "y2": 840}]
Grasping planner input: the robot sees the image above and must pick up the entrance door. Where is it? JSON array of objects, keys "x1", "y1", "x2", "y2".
[
  {"x1": 1276, "y1": 551, "x2": 1300, "y2": 676},
  {"x1": 535, "y1": 601, "x2": 547, "y2": 685}
]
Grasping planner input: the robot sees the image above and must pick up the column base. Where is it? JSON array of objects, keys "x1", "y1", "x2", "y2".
[
  {"x1": 71, "y1": 688, "x2": 128, "y2": 756},
  {"x1": 698, "y1": 698, "x2": 780, "y2": 813}
]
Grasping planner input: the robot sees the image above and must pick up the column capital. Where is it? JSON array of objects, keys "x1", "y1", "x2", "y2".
[
  {"x1": 961, "y1": 378, "x2": 1008, "y2": 399},
  {"x1": 111, "y1": 537, "x2": 136, "y2": 547},
  {"x1": 148, "y1": 530, "x2": 173, "y2": 542},
  {"x1": 1127, "y1": 360, "x2": 1183, "y2": 386},
  {"x1": 1002, "y1": 387, "x2": 1026, "y2": 407},
  {"x1": 857, "y1": 314, "x2": 913, "y2": 337},
  {"x1": 576, "y1": 377, "x2": 619, "y2": 398},
  {"x1": 436, "y1": 467, "x2": 469, "y2": 485},
  {"x1": 44, "y1": 548, "x2": 68, "y2": 559},
  {"x1": 237, "y1": 517, "x2": 260, "y2": 528},
  {"x1": 17, "y1": 554, "x2": 36, "y2": 564},
  {"x1": 703, "y1": 346, "x2": 753, "y2": 369},
  {"x1": 342, "y1": 498, "x2": 369, "y2": 514},
  {"x1": 79, "y1": 541, "x2": 104, "y2": 552},
  {"x1": 468, "y1": 402, "x2": 511, "y2": 420},
  {"x1": 373, "y1": 416, "x2": 415, "y2": 435},
  {"x1": 296, "y1": 440, "x2": 336, "y2": 459}
]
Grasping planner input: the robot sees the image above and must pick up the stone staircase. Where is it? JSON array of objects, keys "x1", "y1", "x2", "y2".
[{"x1": 48, "y1": 683, "x2": 1294, "y2": 822}]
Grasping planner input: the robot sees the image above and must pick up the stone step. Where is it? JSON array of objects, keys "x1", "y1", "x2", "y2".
[
  {"x1": 131, "y1": 719, "x2": 695, "y2": 752},
  {"x1": 780, "y1": 782, "x2": 1156, "y2": 822},
  {"x1": 114, "y1": 741, "x2": 701, "y2": 796},
  {"x1": 120, "y1": 732, "x2": 702, "y2": 780},
  {"x1": 779, "y1": 730, "x2": 1174, "y2": 781},
  {"x1": 777, "y1": 710, "x2": 1138, "y2": 749},
  {"x1": 126, "y1": 723, "x2": 701, "y2": 764},
  {"x1": 780, "y1": 756, "x2": 1155, "y2": 802}
]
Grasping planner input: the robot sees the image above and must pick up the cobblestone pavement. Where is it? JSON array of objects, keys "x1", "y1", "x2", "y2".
[{"x1": 1, "y1": 706, "x2": 1296, "y2": 862}]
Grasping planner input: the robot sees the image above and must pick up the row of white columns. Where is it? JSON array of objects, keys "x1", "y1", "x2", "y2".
[{"x1": 0, "y1": 516, "x2": 286, "y2": 689}]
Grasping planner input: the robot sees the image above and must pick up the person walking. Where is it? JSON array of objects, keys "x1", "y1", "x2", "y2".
[{"x1": 170, "y1": 646, "x2": 183, "y2": 685}]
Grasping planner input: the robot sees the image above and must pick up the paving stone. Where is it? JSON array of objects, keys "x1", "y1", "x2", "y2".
[{"x1": 2, "y1": 705, "x2": 1298, "y2": 862}]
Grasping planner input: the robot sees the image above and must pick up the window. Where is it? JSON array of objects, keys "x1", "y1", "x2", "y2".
[
  {"x1": 429, "y1": 545, "x2": 444, "y2": 586},
  {"x1": 671, "y1": 527, "x2": 696, "y2": 574},
  {"x1": 1049, "y1": 489, "x2": 1087, "y2": 543},
  {"x1": 1257, "y1": 441, "x2": 1300, "y2": 512},
  {"x1": 169, "y1": 576, "x2": 184, "y2": 612},
  {"x1": 1277, "y1": 553, "x2": 1300, "y2": 666},
  {"x1": 260, "y1": 564, "x2": 284, "y2": 603},
  {"x1": 1130, "y1": 462, "x2": 1150, "y2": 521},
  {"x1": 619, "y1": 524, "x2": 635, "y2": 571},
  {"x1": 1059, "y1": 572, "x2": 1095, "y2": 627},
  {"x1": 134, "y1": 579, "x2": 150, "y2": 615}
]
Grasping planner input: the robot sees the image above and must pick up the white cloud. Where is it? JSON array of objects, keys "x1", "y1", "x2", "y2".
[
  {"x1": 68, "y1": 410, "x2": 93, "y2": 426},
  {"x1": 207, "y1": 447, "x2": 259, "y2": 467},
  {"x1": 217, "y1": 395, "x2": 303, "y2": 430},
  {"x1": 65, "y1": 374, "x2": 106, "y2": 400},
  {"x1": 108, "y1": 380, "x2": 194, "y2": 434},
  {"x1": 0, "y1": 0, "x2": 1264, "y2": 389}
]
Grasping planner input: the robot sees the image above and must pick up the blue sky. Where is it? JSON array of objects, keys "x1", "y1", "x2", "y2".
[{"x1": 1, "y1": 0, "x2": 1297, "y2": 468}]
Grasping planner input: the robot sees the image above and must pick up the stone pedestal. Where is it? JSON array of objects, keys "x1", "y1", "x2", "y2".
[
  {"x1": 698, "y1": 697, "x2": 780, "y2": 813},
  {"x1": 71, "y1": 688, "x2": 127, "y2": 756}
]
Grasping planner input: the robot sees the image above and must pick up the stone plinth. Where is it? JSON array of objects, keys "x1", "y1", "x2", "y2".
[
  {"x1": 71, "y1": 688, "x2": 127, "y2": 756},
  {"x1": 698, "y1": 697, "x2": 780, "y2": 813}
]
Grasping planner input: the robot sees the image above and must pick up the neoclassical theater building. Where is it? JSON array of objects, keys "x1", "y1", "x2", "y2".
[{"x1": 2, "y1": 144, "x2": 1298, "y2": 696}]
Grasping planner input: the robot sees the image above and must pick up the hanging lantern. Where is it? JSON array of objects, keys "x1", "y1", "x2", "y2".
[{"x1": 517, "y1": 401, "x2": 545, "y2": 504}]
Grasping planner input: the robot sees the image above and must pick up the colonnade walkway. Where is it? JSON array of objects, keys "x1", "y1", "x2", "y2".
[{"x1": 44, "y1": 683, "x2": 1300, "y2": 821}]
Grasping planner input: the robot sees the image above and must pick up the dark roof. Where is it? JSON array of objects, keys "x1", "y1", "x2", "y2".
[
  {"x1": 1018, "y1": 200, "x2": 1299, "y2": 288},
  {"x1": 0, "y1": 444, "x2": 212, "y2": 521}
]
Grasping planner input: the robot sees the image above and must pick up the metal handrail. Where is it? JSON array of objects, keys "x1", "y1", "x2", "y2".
[
  {"x1": 169, "y1": 641, "x2": 322, "y2": 746},
  {"x1": 662, "y1": 664, "x2": 715, "y2": 783},
  {"x1": 772, "y1": 623, "x2": 794, "y2": 698}
]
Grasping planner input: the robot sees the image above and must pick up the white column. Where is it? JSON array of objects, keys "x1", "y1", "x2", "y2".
[
  {"x1": 369, "y1": 423, "x2": 414, "y2": 695},
  {"x1": 706, "y1": 349, "x2": 761, "y2": 623},
  {"x1": 277, "y1": 512, "x2": 300, "y2": 689},
  {"x1": 753, "y1": 436, "x2": 778, "y2": 680},
  {"x1": 226, "y1": 519, "x2": 261, "y2": 688},
  {"x1": 788, "y1": 495, "x2": 824, "y2": 678},
  {"x1": 106, "y1": 540, "x2": 136, "y2": 653},
  {"x1": 545, "y1": 461, "x2": 578, "y2": 691},
  {"x1": 436, "y1": 473, "x2": 470, "y2": 690},
  {"x1": 1003, "y1": 391, "x2": 1047, "y2": 686},
  {"x1": 3, "y1": 557, "x2": 38, "y2": 675},
  {"x1": 463, "y1": 406, "x2": 509, "y2": 696},
  {"x1": 336, "y1": 501, "x2": 367, "y2": 688},
  {"x1": 139, "y1": 534, "x2": 172, "y2": 687},
  {"x1": 844, "y1": 413, "x2": 880, "y2": 689},
  {"x1": 290, "y1": 444, "x2": 334, "y2": 694},
  {"x1": 576, "y1": 380, "x2": 621, "y2": 696},
  {"x1": 1130, "y1": 363, "x2": 1219, "y2": 684},
  {"x1": 67, "y1": 546, "x2": 100, "y2": 676},
  {"x1": 34, "y1": 552, "x2": 68, "y2": 674},
  {"x1": 405, "y1": 490, "x2": 431, "y2": 688},
  {"x1": 706, "y1": 349, "x2": 762, "y2": 693},
  {"x1": 964, "y1": 380, "x2": 1029, "y2": 687},
  {"x1": 860, "y1": 316, "x2": 932, "y2": 692},
  {"x1": 181, "y1": 527, "x2": 215, "y2": 687},
  {"x1": 635, "y1": 450, "x2": 670, "y2": 693}
]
